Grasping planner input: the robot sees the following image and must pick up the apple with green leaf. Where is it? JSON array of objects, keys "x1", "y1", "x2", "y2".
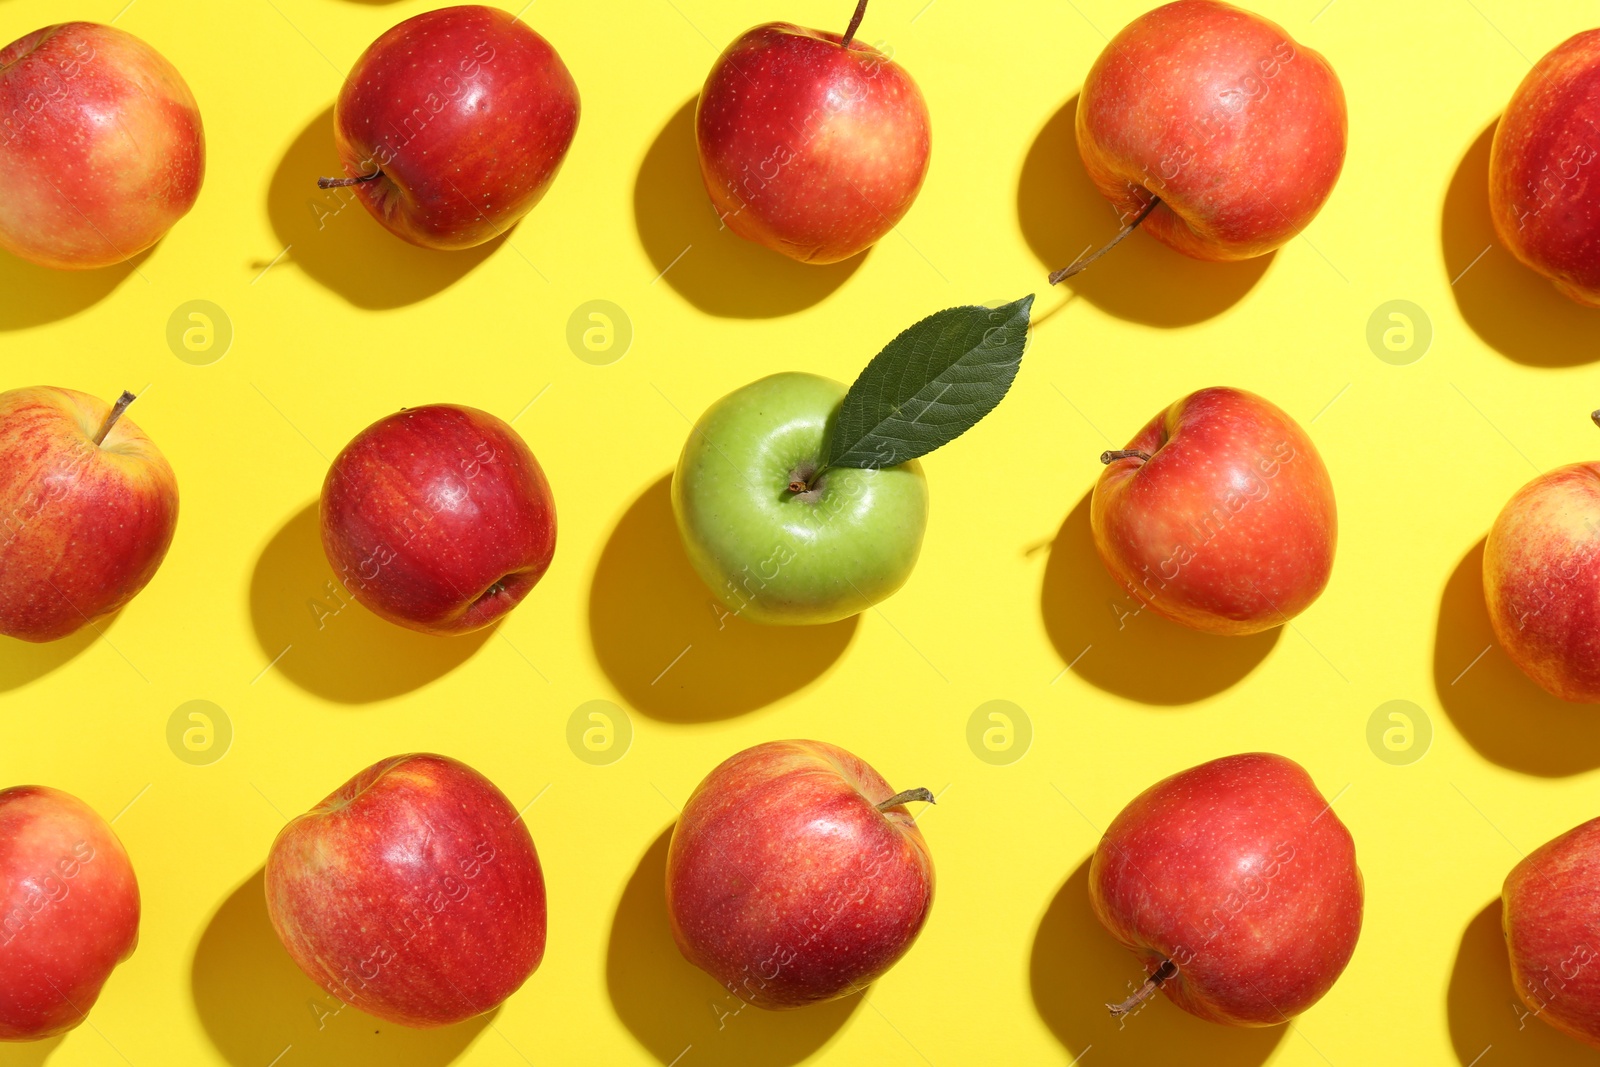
[{"x1": 672, "y1": 295, "x2": 1033, "y2": 625}]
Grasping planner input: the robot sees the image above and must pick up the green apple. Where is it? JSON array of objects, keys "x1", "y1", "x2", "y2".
[{"x1": 671, "y1": 372, "x2": 928, "y2": 626}]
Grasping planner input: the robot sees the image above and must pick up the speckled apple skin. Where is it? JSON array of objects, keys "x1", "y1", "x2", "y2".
[
  {"x1": 265, "y1": 754, "x2": 546, "y2": 1029},
  {"x1": 666, "y1": 740, "x2": 935, "y2": 1009},
  {"x1": 1090, "y1": 386, "x2": 1336, "y2": 636},
  {"x1": 332, "y1": 5, "x2": 579, "y2": 250},
  {"x1": 1075, "y1": 0, "x2": 1346, "y2": 261},
  {"x1": 696, "y1": 23, "x2": 931, "y2": 264},
  {"x1": 1090, "y1": 752, "x2": 1363, "y2": 1026},
  {"x1": 0, "y1": 786, "x2": 140, "y2": 1041},
  {"x1": 319, "y1": 404, "x2": 556, "y2": 636},
  {"x1": 1504, "y1": 816, "x2": 1600, "y2": 1047},
  {"x1": 1484, "y1": 462, "x2": 1600, "y2": 702},
  {"x1": 1489, "y1": 30, "x2": 1600, "y2": 307},
  {"x1": 0, "y1": 22, "x2": 203, "y2": 270},
  {"x1": 0, "y1": 387, "x2": 179, "y2": 642}
]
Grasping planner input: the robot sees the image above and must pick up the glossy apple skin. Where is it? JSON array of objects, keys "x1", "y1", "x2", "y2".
[
  {"x1": 0, "y1": 387, "x2": 178, "y2": 642},
  {"x1": 1091, "y1": 753, "x2": 1362, "y2": 1026},
  {"x1": 0, "y1": 786, "x2": 139, "y2": 1041},
  {"x1": 697, "y1": 23, "x2": 931, "y2": 264},
  {"x1": 265, "y1": 754, "x2": 546, "y2": 1029},
  {"x1": 320, "y1": 404, "x2": 556, "y2": 636},
  {"x1": 1490, "y1": 31, "x2": 1600, "y2": 307},
  {"x1": 1504, "y1": 816, "x2": 1600, "y2": 1047},
  {"x1": 1076, "y1": 0, "x2": 1346, "y2": 261},
  {"x1": 332, "y1": 5, "x2": 579, "y2": 250},
  {"x1": 671, "y1": 372, "x2": 927, "y2": 626},
  {"x1": 1091, "y1": 387, "x2": 1335, "y2": 635},
  {"x1": 0, "y1": 22, "x2": 203, "y2": 269},
  {"x1": 1484, "y1": 463, "x2": 1600, "y2": 701},
  {"x1": 666, "y1": 740, "x2": 934, "y2": 1008}
]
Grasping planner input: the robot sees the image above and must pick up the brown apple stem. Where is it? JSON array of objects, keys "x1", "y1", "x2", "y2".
[
  {"x1": 1101, "y1": 449, "x2": 1152, "y2": 464},
  {"x1": 317, "y1": 170, "x2": 383, "y2": 190},
  {"x1": 1591, "y1": 409, "x2": 1600, "y2": 429},
  {"x1": 840, "y1": 0, "x2": 869, "y2": 47},
  {"x1": 1107, "y1": 959, "x2": 1177, "y2": 1018},
  {"x1": 876, "y1": 787, "x2": 935, "y2": 812},
  {"x1": 1048, "y1": 196, "x2": 1161, "y2": 284},
  {"x1": 92, "y1": 391, "x2": 138, "y2": 447},
  {"x1": 787, "y1": 461, "x2": 826, "y2": 495}
]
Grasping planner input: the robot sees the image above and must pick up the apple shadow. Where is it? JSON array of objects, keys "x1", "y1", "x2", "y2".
[
  {"x1": 1031, "y1": 859, "x2": 1285, "y2": 1066},
  {"x1": 249, "y1": 502, "x2": 495, "y2": 704},
  {"x1": 588, "y1": 475, "x2": 857, "y2": 722},
  {"x1": 265, "y1": 106, "x2": 505, "y2": 310},
  {"x1": 1040, "y1": 492, "x2": 1280, "y2": 705},
  {"x1": 1433, "y1": 539, "x2": 1600, "y2": 776},
  {"x1": 192, "y1": 869, "x2": 494, "y2": 1066},
  {"x1": 1443, "y1": 120, "x2": 1600, "y2": 367},
  {"x1": 0, "y1": 625, "x2": 100, "y2": 694},
  {"x1": 1447, "y1": 898, "x2": 1598, "y2": 1065},
  {"x1": 0, "y1": 1035, "x2": 63, "y2": 1065},
  {"x1": 607, "y1": 827, "x2": 860, "y2": 1065},
  {"x1": 633, "y1": 97, "x2": 865, "y2": 318},
  {"x1": 1017, "y1": 96, "x2": 1273, "y2": 328},
  {"x1": 0, "y1": 248, "x2": 150, "y2": 332}
]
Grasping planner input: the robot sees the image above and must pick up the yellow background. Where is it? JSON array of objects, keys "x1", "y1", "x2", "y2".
[{"x1": 0, "y1": 0, "x2": 1596, "y2": 1063}]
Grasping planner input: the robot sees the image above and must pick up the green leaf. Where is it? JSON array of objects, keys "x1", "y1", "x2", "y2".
[{"x1": 825, "y1": 295, "x2": 1035, "y2": 471}]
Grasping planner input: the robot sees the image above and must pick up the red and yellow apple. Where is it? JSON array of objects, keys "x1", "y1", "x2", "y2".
[
  {"x1": 320, "y1": 404, "x2": 556, "y2": 636},
  {"x1": 265, "y1": 754, "x2": 547, "y2": 1028},
  {"x1": 0, "y1": 785, "x2": 140, "y2": 1041},
  {"x1": 1503, "y1": 815, "x2": 1600, "y2": 1047},
  {"x1": 696, "y1": 21, "x2": 931, "y2": 264},
  {"x1": 1090, "y1": 386, "x2": 1336, "y2": 635},
  {"x1": 324, "y1": 5, "x2": 579, "y2": 250},
  {"x1": 1489, "y1": 29, "x2": 1600, "y2": 307},
  {"x1": 0, "y1": 387, "x2": 178, "y2": 642},
  {"x1": 0, "y1": 22, "x2": 203, "y2": 269},
  {"x1": 1073, "y1": 0, "x2": 1346, "y2": 263},
  {"x1": 666, "y1": 740, "x2": 935, "y2": 1008},
  {"x1": 1484, "y1": 457, "x2": 1600, "y2": 701},
  {"x1": 1091, "y1": 752, "x2": 1363, "y2": 1025}
]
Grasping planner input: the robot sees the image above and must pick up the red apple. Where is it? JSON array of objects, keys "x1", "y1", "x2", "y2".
[
  {"x1": 666, "y1": 740, "x2": 935, "y2": 1008},
  {"x1": 1489, "y1": 30, "x2": 1600, "y2": 307},
  {"x1": 0, "y1": 786, "x2": 139, "y2": 1041},
  {"x1": 0, "y1": 22, "x2": 203, "y2": 270},
  {"x1": 1069, "y1": 0, "x2": 1345, "y2": 267},
  {"x1": 696, "y1": 17, "x2": 931, "y2": 264},
  {"x1": 1484, "y1": 450, "x2": 1600, "y2": 702},
  {"x1": 321, "y1": 5, "x2": 579, "y2": 250},
  {"x1": 0, "y1": 387, "x2": 178, "y2": 642},
  {"x1": 265, "y1": 753, "x2": 546, "y2": 1028},
  {"x1": 1091, "y1": 752, "x2": 1362, "y2": 1026},
  {"x1": 1090, "y1": 386, "x2": 1336, "y2": 636},
  {"x1": 1503, "y1": 815, "x2": 1600, "y2": 1047},
  {"x1": 320, "y1": 404, "x2": 556, "y2": 636}
]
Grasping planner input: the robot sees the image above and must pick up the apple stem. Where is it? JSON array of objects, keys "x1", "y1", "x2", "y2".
[
  {"x1": 876, "y1": 787, "x2": 935, "y2": 812},
  {"x1": 841, "y1": 0, "x2": 869, "y2": 47},
  {"x1": 317, "y1": 169, "x2": 383, "y2": 190},
  {"x1": 1101, "y1": 449, "x2": 1152, "y2": 464},
  {"x1": 1591, "y1": 410, "x2": 1600, "y2": 429},
  {"x1": 787, "y1": 461, "x2": 828, "y2": 496},
  {"x1": 1048, "y1": 196, "x2": 1161, "y2": 284},
  {"x1": 93, "y1": 391, "x2": 138, "y2": 447},
  {"x1": 1107, "y1": 958, "x2": 1177, "y2": 1018}
]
